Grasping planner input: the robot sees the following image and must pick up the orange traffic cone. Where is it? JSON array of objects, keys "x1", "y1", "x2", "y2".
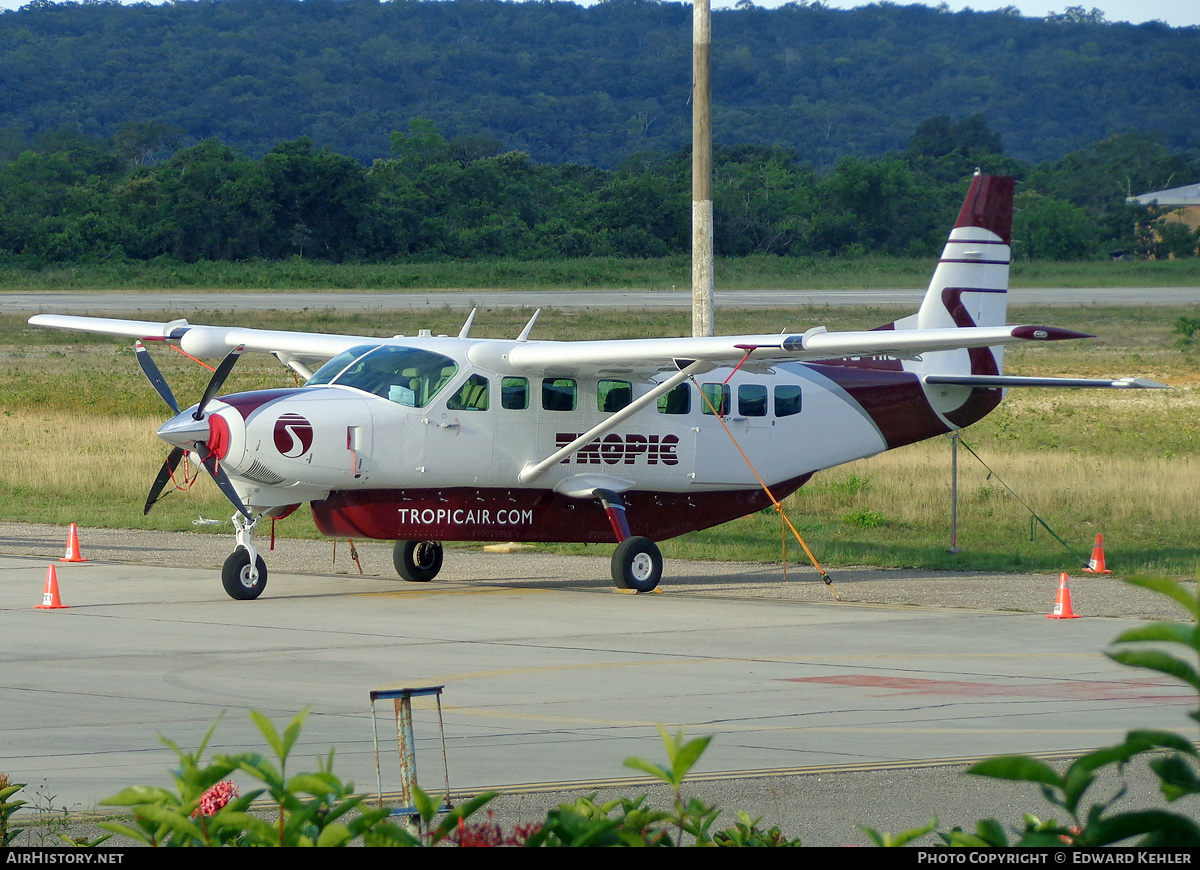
[
  {"x1": 36, "y1": 564, "x2": 69, "y2": 610},
  {"x1": 1082, "y1": 534, "x2": 1111, "y2": 575},
  {"x1": 59, "y1": 523, "x2": 87, "y2": 563},
  {"x1": 1047, "y1": 572, "x2": 1080, "y2": 619}
]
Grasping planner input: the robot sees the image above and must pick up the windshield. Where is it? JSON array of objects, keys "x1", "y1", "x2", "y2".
[
  {"x1": 307, "y1": 345, "x2": 380, "y2": 385},
  {"x1": 307, "y1": 345, "x2": 458, "y2": 407}
]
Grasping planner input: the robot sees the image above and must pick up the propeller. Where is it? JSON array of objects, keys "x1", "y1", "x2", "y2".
[
  {"x1": 136, "y1": 341, "x2": 251, "y2": 518},
  {"x1": 135, "y1": 341, "x2": 180, "y2": 415}
]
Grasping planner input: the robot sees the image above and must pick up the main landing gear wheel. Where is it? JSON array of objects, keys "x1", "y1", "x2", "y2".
[
  {"x1": 394, "y1": 540, "x2": 443, "y2": 582},
  {"x1": 222, "y1": 549, "x2": 268, "y2": 600},
  {"x1": 611, "y1": 536, "x2": 663, "y2": 593}
]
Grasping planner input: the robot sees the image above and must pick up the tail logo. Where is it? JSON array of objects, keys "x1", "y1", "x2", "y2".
[{"x1": 273, "y1": 413, "x2": 314, "y2": 458}]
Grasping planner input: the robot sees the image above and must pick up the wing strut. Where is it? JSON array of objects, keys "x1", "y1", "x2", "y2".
[{"x1": 517, "y1": 359, "x2": 714, "y2": 485}]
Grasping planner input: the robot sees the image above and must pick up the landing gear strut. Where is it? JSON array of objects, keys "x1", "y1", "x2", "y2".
[
  {"x1": 221, "y1": 512, "x2": 266, "y2": 600},
  {"x1": 394, "y1": 540, "x2": 443, "y2": 582},
  {"x1": 595, "y1": 487, "x2": 663, "y2": 593}
]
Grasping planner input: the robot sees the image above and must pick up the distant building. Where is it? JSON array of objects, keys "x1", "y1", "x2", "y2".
[
  {"x1": 1126, "y1": 183, "x2": 1200, "y2": 258},
  {"x1": 1127, "y1": 183, "x2": 1200, "y2": 230}
]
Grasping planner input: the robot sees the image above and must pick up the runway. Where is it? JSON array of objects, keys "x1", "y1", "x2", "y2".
[
  {"x1": 3, "y1": 285, "x2": 1199, "y2": 316},
  {"x1": 2, "y1": 540, "x2": 1191, "y2": 843}
]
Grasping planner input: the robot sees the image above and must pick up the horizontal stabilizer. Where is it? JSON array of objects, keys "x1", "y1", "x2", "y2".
[{"x1": 923, "y1": 374, "x2": 1168, "y2": 390}]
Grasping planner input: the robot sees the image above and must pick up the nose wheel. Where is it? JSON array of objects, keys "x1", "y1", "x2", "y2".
[
  {"x1": 394, "y1": 540, "x2": 444, "y2": 582},
  {"x1": 220, "y1": 512, "x2": 267, "y2": 600},
  {"x1": 222, "y1": 548, "x2": 268, "y2": 600}
]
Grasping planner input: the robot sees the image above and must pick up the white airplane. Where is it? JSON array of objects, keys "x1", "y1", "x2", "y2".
[{"x1": 29, "y1": 174, "x2": 1164, "y2": 600}]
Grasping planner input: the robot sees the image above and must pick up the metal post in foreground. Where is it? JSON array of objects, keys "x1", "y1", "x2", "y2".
[{"x1": 370, "y1": 685, "x2": 450, "y2": 834}]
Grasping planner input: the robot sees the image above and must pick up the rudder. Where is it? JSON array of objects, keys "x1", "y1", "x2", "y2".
[{"x1": 910, "y1": 173, "x2": 1014, "y2": 380}]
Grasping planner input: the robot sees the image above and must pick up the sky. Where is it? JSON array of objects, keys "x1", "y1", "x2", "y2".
[{"x1": 0, "y1": 0, "x2": 1196, "y2": 27}]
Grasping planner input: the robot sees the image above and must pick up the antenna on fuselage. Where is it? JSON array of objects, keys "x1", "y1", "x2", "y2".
[
  {"x1": 516, "y1": 309, "x2": 541, "y2": 342},
  {"x1": 457, "y1": 308, "x2": 477, "y2": 339}
]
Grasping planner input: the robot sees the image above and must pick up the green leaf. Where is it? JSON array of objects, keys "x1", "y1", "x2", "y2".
[
  {"x1": 1110, "y1": 621, "x2": 1197, "y2": 648},
  {"x1": 430, "y1": 791, "x2": 499, "y2": 842},
  {"x1": 670, "y1": 733, "x2": 713, "y2": 783},
  {"x1": 97, "y1": 821, "x2": 155, "y2": 846},
  {"x1": 279, "y1": 708, "x2": 309, "y2": 759},
  {"x1": 132, "y1": 803, "x2": 206, "y2": 844},
  {"x1": 1085, "y1": 809, "x2": 1200, "y2": 847},
  {"x1": 1150, "y1": 755, "x2": 1200, "y2": 801},
  {"x1": 858, "y1": 817, "x2": 937, "y2": 846},
  {"x1": 975, "y1": 817, "x2": 1010, "y2": 846},
  {"x1": 99, "y1": 785, "x2": 178, "y2": 807},
  {"x1": 1106, "y1": 649, "x2": 1200, "y2": 692},
  {"x1": 249, "y1": 709, "x2": 285, "y2": 759},
  {"x1": 969, "y1": 755, "x2": 1064, "y2": 787},
  {"x1": 315, "y1": 821, "x2": 354, "y2": 847},
  {"x1": 285, "y1": 772, "x2": 343, "y2": 798},
  {"x1": 194, "y1": 712, "x2": 226, "y2": 758},
  {"x1": 623, "y1": 755, "x2": 671, "y2": 785},
  {"x1": 410, "y1": 782, "x2": 438, "y2": 824}
]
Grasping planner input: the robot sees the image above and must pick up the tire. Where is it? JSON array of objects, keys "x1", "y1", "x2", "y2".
[
  {"x1": 221, "y1": 549, "x2": 268, "y2": 600},
  {"x1": 394, "y1": 540, "x2": 443, "y2": 582},
  {"x1": 611, "y1": 536, "x2": 663, "y2": 592}
]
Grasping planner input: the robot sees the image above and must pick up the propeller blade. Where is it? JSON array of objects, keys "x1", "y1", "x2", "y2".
[
  {"x1": 134, "y1": 341, "x2": 180, "y2": 415},
  {"x1": 200, "y1": 450, "x2": 252, "y2": 519},
  {"x1": 144, "y1": 446, "x2": 186, "y2": 515},
  {"x1": 194, "y1": 345, "x2": 245, "y2": 420}
]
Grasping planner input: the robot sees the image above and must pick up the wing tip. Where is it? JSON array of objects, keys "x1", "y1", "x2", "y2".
[{"x1": 1011, "y1": 325, "x2": 1094, "y2": 341}]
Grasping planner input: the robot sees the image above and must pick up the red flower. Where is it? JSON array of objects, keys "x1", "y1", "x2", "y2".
[{"x1": 192, "y1": 781, "x2": 239, "y2": 818}]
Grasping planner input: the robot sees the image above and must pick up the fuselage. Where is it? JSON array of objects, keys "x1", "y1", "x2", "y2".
[{"x1": 161, "y1": 337, "x2": 993, "y2": 544}]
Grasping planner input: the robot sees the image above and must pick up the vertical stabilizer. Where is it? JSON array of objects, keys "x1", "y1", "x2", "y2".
[
  {"x1": 912, "y1": 173, "x2": 1014, "y2": 377},
  {"x1": 889, "y1": 174, "x2": 1015, "y2": 428}
]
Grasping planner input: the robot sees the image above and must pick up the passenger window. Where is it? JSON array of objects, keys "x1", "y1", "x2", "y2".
[
  {"x1": 447, "y1": 374, "x2": 489, "y2": 411},
  {"x1": 775, "y1": 384, "x2": 802, "y2": 417},
  {"x1": 738, "y1": 384, "x2": 767, "y2": 417},
  {"x1": 598, "y1": 379, "x2": 632, "y2": 413},
  {"x1": 657, "y1": 383, "x2": 690, "y2": 415},
  {"x1": 700, "y1": 383, "x2": 730, "y2": 416},
  {"x1": 542, "y1": 378, "x2": 577, "y2": 411},
  {"x1": 501, "y1": 376, "x2": 528, "y2": 410}
]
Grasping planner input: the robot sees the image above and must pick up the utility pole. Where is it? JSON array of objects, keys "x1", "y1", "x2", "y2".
[{"x1": 691, "y1": 0, "x2": 714, "y2": 337}]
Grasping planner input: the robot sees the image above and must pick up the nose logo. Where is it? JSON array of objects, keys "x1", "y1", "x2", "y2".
[{"x1": 273, "y1": 413, "x2": 314, "y2": 458}]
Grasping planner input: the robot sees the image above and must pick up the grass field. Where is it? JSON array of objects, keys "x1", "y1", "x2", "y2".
[
  {"x1": 2, "y1": 254, "x2": 1199, "y2": 291},
  {"x1": 1, "y1": 301, "x2": 1197, "y2": 578}
]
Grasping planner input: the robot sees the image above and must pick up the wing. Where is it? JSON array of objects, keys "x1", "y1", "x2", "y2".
[
  {"x1": 923, "y1": 375, "x2": 1168, "y2": 389},
  {"x1": 27, "y1": 314, "x2": 368, "y2": 370},
  {"x1": 478, "y1": 324, "x2": 1096, "y2": 375},
  {"x1": 27, "y1": 313, "x2": 1168, "y2": 391}
]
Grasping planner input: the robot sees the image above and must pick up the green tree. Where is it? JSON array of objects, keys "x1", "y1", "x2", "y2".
[
  {"x1": 260, "y1": 136, "x2": 376, "y2": 260},
  {"x1": 1012, "y1": 191, "x2": 1098, "y2": 260},
  {"x1": 109, "y1": 140, "x2": 271, "y2": 261},
  {"x1": 712, "y1": 144, "x2": 816, "y2": 256}
]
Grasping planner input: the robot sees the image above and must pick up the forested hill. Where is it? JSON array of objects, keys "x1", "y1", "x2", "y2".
[{"x1": 0, "y1": 0, "x2": 1196, "y2": 168}]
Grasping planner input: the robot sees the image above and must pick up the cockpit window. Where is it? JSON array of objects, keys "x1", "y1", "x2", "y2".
[
  {"x1": 307, "y1": 345, "x2": 380, "y2": 386},
  {"x1": 307, "y1": 345, "x2": 458, "y2": 407}
]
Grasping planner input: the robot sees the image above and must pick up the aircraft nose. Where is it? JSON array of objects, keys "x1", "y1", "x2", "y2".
[{"x1": 157, "y1": 412, "x2": 208, "y2": 447}]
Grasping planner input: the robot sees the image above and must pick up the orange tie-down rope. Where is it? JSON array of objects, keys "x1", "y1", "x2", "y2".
[{"x1": 691, "y1": 368, "x2": 840, "y2": 600}]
